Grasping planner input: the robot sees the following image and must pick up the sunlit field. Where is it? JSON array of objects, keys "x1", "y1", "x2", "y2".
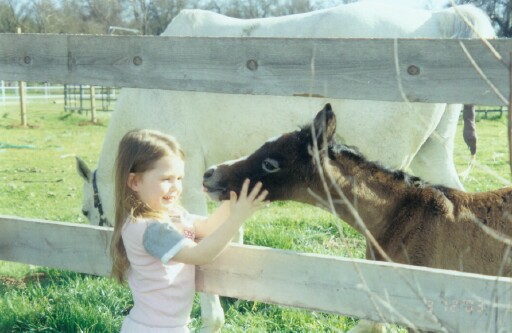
[{"x1": 0, "y1": 99, "x2": 509, "y2": 332}]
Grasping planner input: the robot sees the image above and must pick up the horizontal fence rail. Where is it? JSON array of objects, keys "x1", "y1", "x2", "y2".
[
  {"x1": 1, "y1": 216, "x2": 510, "y2": 332},
  {"x1": 0, "y1": 34, "x2": 510, "y2": 105}
]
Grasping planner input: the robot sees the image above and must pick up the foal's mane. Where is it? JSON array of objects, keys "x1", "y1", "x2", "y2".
[
  {"x1": 326, "y1": 142, "x2": 450, "y2": 192},
  {"x1": 300, "y1": 120, "x2": 452, "y2": 192}
]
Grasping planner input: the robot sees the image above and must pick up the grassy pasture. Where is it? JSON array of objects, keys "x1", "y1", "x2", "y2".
[{"x1": 0, "y1": 100, "x2": 509, "y2": 332}]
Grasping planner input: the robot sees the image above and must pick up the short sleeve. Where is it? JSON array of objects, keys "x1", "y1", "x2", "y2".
[{"x1": 143, "y1": 222, "x2": 194, "y2": 263}]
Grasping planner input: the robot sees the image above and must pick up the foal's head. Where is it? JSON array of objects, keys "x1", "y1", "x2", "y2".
[{"x1": 203, "y1": 104, "x2": 336, "y2": 202}]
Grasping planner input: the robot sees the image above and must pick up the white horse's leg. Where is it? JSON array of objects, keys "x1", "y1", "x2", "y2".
[
  {"x1": 181, "y1": 164, "x2": 225, "y2": 333},
  {"x1": 409, "y1": 104, "x2": 464, "y2": 190},
  {"x1": 197, "y1": 209, "x2": 242, "y2": 333},
  {"x1": 199, "y1": 293, "x2": 225, "y2": 333},
  {"x1": 346, "y1": 320, "x2": 388, "y2": 333},
  {"x1": 198, "y1": 227, "x2": 242, "y2": 333}
]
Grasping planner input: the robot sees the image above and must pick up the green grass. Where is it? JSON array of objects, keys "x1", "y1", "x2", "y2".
[
  {"x1": 453, "y1": 112, "x2": 511, "y2": 192},
  {"x1": 0, "y1": 268, "x2": 129, "y2": 332},
  {"x1": 0, "y1": 100, "x2": 510, "y2": 332},
  {"x1": 0, "y1": 102, "x2": 109, "y2": 222}
]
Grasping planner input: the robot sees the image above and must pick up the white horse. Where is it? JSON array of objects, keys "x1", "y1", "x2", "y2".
[{"x1": 76, "y1": 2, "x2": 494, "y2": 332}]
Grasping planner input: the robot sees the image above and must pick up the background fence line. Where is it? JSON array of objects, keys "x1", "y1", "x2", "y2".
[{"x1": 0, "y1": 81, "x2": 117, "y2": 104}]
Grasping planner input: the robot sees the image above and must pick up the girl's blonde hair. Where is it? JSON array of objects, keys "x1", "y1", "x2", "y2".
[{"x1": 110, "y1": 129, "x2": 185, "y2": 283}]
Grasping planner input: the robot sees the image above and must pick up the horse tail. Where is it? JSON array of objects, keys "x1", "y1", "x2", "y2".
[
  {"x1": 437, "y1": 5, "x2": 495, "y2": 163},
  {"x1": 462, "y1": 105, "x2": 477, "y2": 157},
  {"x1": 437, "y1": 4, "x2": 496, "y2": 39}
]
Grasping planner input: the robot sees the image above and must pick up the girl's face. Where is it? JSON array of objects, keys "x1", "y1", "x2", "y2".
[{"x1": 128, "y1": 153, "x2": 185, "y2": 213}]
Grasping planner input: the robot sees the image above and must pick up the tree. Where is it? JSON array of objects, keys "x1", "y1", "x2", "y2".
[
  {"x1": 145, "y1": 0, "x2": 192, "y2": 35},
  {"x1": 77, "y1": 0, "x2": 125, "y2": 34},
  {"x1": 0, "y1": 0, "x2": 32, "y2": 32},
  {"x1": 26, "y1": 0, "x2": 59, "y2": 33}
]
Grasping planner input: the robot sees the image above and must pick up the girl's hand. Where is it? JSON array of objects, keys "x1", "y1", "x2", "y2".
[{"x1": 229, "y1": 179, "x2": 269, "y2": 221}]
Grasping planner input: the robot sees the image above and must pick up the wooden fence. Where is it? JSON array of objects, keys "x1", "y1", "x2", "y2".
[
  {"x1": 1, "y1": 215, "x2": 510, "y2": 332},
  {"x1": 0, "y1": 34, "x2": 510, "y2": 105},
  {"x1": 1, "y1": 34, "x2": 512, "y2": 332}
]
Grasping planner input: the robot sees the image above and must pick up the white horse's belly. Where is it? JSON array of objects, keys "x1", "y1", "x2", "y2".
[
  {"x1": 195, "y1": 97, "x2": 445, "y2": 173},
  {"x1": 96, "y1": 89, "x2": 447, "y2": 222},
  {"x1": 105, "y1": 90, "x2": 444, "y2": 170}
]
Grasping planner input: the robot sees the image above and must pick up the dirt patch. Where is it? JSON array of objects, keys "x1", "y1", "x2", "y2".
[{"x1": 0, "y1": 272, "x2": 47, "y2": 289}]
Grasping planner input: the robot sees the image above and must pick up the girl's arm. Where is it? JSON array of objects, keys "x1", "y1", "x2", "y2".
[
  {"x1": 193, "y1": 200, "x2": 230, "y2": 240},
  {"x1": 174, "y1": 179, "x2": 267, "y2": 265}
]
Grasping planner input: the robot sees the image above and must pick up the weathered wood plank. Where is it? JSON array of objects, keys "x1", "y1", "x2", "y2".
[
  {"x1": 1, "y1": 215, "x2": 510, "y2": 331},
  {"x1": 198, "y1": 246, "x2": 512, "y2": 332},
  {"x1": 0, "y1": 215, "x2": 112, "y2": 276},
  {"x1": 0, "y1": 34, "x2": 509, "y2": 105}
]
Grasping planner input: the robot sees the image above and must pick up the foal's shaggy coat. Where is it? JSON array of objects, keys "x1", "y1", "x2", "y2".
[{"x1": 203, "y1": 104, "x2": 512, "y2": 277}]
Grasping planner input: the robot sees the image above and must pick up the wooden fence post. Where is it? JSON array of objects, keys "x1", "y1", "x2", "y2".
[
  {"x1": 509, "y1": 53, "x2": 512, "y2": 176},
  {"x1": 17, "y1": 27, "x2": 27, "y2": 127},
  {"x1": 1, "y1": 80, "x2": 5, "y2": 103},
  {"x1": 89, "y1": 85, "x2": 97, "y2": 123}
]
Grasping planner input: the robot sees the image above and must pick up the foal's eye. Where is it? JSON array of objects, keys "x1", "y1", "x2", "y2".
[{"x1": 262, "y1": 158, "x2": 280, "y2": 173}]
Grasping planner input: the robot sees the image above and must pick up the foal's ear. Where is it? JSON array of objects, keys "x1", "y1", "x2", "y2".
[{"x1": 312, "y1": 103, "x2": 336, "y2": 148}]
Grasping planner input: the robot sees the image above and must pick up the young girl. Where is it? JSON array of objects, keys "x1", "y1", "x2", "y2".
[{"x1": 110, "y1": 129, "x2": 268, "y2": 332}]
